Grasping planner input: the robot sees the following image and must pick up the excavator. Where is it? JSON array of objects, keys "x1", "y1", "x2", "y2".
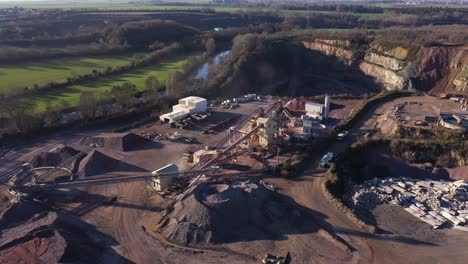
[{"x1": 262, "y1": 252, "x2": 292, "y2": 264}]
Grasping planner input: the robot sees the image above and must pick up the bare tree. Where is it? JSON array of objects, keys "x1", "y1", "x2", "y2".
[
  {"x1": 0, "y1": 97, "x2": 39, "y2": 133},
  {"x1": 205, "y1": 38, "x2": 217, "y2": 55},
  {"x1": 111, "y1": 82, "x2": 137, "y2": 110},
  {"x1": 145, "y1": 75, "x2": 159, "y2": 91},
  {"x1": 165, "y1": 73, "x2": 176, "y2": 97},
  {"x1": 78, "y1": 91, "x2": 98, "y2": 120}
]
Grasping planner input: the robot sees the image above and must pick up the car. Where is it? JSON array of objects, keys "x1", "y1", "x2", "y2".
[
  {"x1": 319, "y1": 152, "x2": 334, "y2": 168},
  {"x1": 337, "y1": 131, "x2": 349, "y2": 140}
]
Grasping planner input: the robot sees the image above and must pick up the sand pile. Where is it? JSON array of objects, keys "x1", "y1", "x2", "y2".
[
  {"x1": 77, "y1": 149, "x2": 145, "y2": 177},
  {"x1": 284, "y1": 99, "x2": 307, "y2": 114},
  {"x1": 0, "y1": 201, "x2": 121, "y2": 263},
  {"x1": 159, "y1": 181, "x2": 300, "y2": 245},
  {"x1": 79, "y1": 132, "x2": 148, "y2": 152},
  {"x1": 29, "y1": 145, "x2": 83, "y2": 169}
]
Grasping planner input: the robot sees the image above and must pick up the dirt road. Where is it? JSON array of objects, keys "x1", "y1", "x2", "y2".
[{"x1": 270, "y1": 95, "x2": 468, "y2": 264}]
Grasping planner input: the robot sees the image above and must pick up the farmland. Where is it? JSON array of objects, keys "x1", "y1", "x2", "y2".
[
  {"x1": 0, "y1": 2, "x2": 386, "y2": 17},
  {"x1": 0, "y1": 53, "x2": 146, "y2": 94},
  {"x1": 29, "y1": 54, "x2": 193, "y2": 112}
]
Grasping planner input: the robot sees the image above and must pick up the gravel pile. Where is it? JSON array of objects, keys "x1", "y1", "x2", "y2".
[
  {"x1": 159, "y1": 181, "x2": 299, "y2": 245},
  {"x1": 0, "y1": 201, "x2": 118, "y2": 263},
  {"x1": 79, "y1": 132, "x2": 148, "y2": 152},
  {"x1": 29, "y1": 145, "x2": 84, "y2": 171},
  {"x1": 77, "y1": 149, "x2": 145, "y2": 177}
]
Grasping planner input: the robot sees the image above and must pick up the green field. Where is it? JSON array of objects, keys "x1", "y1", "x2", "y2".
[
  {"x1": 1, "y1": 1, "x2": 466, "y2": 11},
  {"x1": 0, "y1": 53, "x2": 146, "y2": 93},
  {"x1": 29, "y1": 54, "x2": 193, "y2": 112}
]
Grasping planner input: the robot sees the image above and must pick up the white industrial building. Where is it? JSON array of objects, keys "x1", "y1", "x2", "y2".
[
  {"x1": 304, "y1": 95, "x2": 330, "y2": 120},
  {"x1": 160, "y1": 96, "x2": 208, "y2": 123}
]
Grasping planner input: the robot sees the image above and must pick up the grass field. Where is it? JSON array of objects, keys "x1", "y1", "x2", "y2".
[
  {"x1": 1, "y1": 1, "x2": 466, "y2": 10},
  {"x1": 29, "y1": 54, "x2": 194, "y2": 113},
  {"x1": 0, "y1": 53, "x2": 146, "y2": 93}
]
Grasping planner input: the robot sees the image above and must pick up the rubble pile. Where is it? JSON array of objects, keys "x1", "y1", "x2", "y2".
[{"x1": 346, "y1": 177, "x2": 468, "y2": 230}]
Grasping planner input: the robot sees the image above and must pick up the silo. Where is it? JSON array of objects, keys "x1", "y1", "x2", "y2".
[{"x1": 324, "y1": 95, "x2": 330, "y2": 119}]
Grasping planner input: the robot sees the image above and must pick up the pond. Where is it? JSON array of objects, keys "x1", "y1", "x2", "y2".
[{"x1": 195, "y1": 50, "x2": 231, "y2": 79}]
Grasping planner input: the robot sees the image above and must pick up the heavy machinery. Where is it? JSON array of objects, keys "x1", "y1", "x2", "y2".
[
  {"x1": 2, "y1": 162, "x2": 222, "y2": 204},
  {"x1": 262, "y1": 252, "x2": 292, "y2": 264}
]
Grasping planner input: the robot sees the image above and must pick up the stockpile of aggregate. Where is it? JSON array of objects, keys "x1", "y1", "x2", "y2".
[
  {"x1": 0, "y1": 201, "x2": 117, "y2": 263},
  {"x1": 159, "y1": 181, "x2": 301, "y2": 246},
  {"x1": 29, "y1": 145, "x2": 85, "y2": 175},
  {"x1": 77, "y1": 149, "x2": 145, "y2": 177},
  {"x1": 79, "y1": 132, "x2": 148, "y2": 152},
  {"x1": 30, "y1": 146, "x2": 83, "y2": 168}
]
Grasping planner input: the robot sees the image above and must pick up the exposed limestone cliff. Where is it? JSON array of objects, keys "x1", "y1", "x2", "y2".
[
  {"x1": 302, "y1": 41, "x2": 354, "y2": 63},
  {"x1": 303, "y1": 39, "x2": 468, "y2": 94},
  {"x1": 364, "y1": 52, "x2": 406, "y2": 71},
  {"x1": 303, "y1": 40, "x2": 411, "y2": 90},
  {"x1": 315, "y1": 39, "x2": 352, "y2": 48},
  {"x1": 359, "y1": 61, "x2": 410, "y2": 90}
]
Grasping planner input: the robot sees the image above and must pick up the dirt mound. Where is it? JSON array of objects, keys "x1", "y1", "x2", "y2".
[
  {"x1": 159, "y1": 181, "x2": 307, "y2": 246},
  {"x1": 77, "y1": 149, "x2": 145, "y2": 177},
  {"x1": 29, "y1": 145, "x2": 82, "y2": 168},
  {"x1": 79, "y1": 132, "x2": 149, "y2": 152},
  {"x1": 284, "y1": 99, "x2": 307, "y2": 114},
  {"x1": 0, "y1": 201, "x2": 128, "y2": 263}
]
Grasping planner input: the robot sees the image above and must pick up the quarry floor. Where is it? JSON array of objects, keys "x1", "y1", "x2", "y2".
[{"x1": 1, "y1": 95, "x2": 467, "y2": 263}]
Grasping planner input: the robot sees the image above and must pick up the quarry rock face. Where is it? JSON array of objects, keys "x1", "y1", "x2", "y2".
[
  {"x1": 364, "y1": 52, "x2": 406, "y2": 71},
  {"x1": 303, "y1": 40, "x2": 468, "y2": 94},
  {"x1": 302, "y1": 41, "x2": 354, "y2": 63},
  {"x1": 416, "y1": 46, "x2": 468, "y2": 93},
  {"x1": 359, "y1": 61, "x2": 410, "y2": 90}
]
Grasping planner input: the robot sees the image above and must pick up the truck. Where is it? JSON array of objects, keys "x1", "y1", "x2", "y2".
[{"x1": 319, "y1": 152, "x2": 334, "y2": 168}]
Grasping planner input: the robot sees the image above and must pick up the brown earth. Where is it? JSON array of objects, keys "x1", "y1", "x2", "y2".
[
  {"x1": 447, "y1": 166, "x2": 468, "y2": 181},
  {"x1": 417, "y1": 46, "x2": 468, "y2": 94},
  {"x1": 0, "y1": 200, "x2": 130, "y2": 263}
]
